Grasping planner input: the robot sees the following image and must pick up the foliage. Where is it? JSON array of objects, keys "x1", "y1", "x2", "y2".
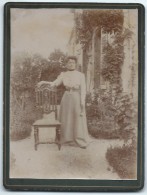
[
  {"x1": 101, "y1": 43, "x2": 124, "y2": 86},
  {"x1": 75, "y1": 10, "x2": 137, "y2": 177},
  {"x1": 11, "y1": 50, "x2": 67, "y2": 96},
  {"x1": 106, "y1": 143, "x2": 137, "y2": 179},
  {"x1": 48, "y1": 49, "x2": 67, "y2": 66},
  {"x1": 41, "y1": 49, "x2": 67, "y2": 102},
  {"x1": 86, "y1": 90, "x2": 137, "y2": 141},
  {"x1": 86, "y1": 92, "x2": 101, "y2": 120},
  {"x1": 75, "y1": 10, "x2": 124, "y2": 45},
  {"x1": 11, "y1": 53, "x2": 45, "y2": 97},
  {"x1": 101, "y1": 28, "x2": 133, "y2": 86},
  {"x1": 10, "y1": 94, "x2": 41, "y2": 141},
  {"x1": 75, "y1": 10, "x2": 133, "y2": 90},
  {"x1": 98, "y1": 92, "x2": 138, "y2": 179},
  {"x1": 86, "y1": 91, "x2": 117, "y2": 139},
  {"x1": 40, "y1": 49, "x2": 66, "y2": 80},
  {"x1": 106, "y1": 94, "x2": 137, "y2": 178},
  {"x1": 11, "y1": 53, "x2": 44, "y2": 140},
  {"x1": 10, "y1": 50, "x2": 66, "y2": 140},
  {"x1": 114, "y1": 93, "x2": 137, "y2": 142}
]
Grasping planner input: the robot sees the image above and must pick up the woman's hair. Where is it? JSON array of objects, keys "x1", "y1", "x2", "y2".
[{"x1": 66, "y1": 56, "x2": 77, "y2": 63}]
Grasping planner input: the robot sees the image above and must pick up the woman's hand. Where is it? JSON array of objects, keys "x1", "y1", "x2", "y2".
[
  {"x1": 37, "y1": 81, "x2": 46, "y2": 87},
  {"x1": 37, "y1": 81, "x2": 52, "y2": 87}
]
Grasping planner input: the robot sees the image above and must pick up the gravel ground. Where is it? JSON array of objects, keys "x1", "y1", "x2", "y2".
[{"x1": 10, "y1": 126, "x2": 124, "y2": 179}]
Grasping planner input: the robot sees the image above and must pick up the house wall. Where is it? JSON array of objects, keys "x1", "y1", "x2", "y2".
[
  {"x1": 121, "y1": 10, "x2": 138, "y2": 101},
  {"x1": 67, "y1": 10, "x2": 138, "y2": 100}
]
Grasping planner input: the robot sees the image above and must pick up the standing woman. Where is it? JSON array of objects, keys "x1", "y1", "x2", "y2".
[{"x1": 39, "y1": 56, "x2": 90, "y2": 148}]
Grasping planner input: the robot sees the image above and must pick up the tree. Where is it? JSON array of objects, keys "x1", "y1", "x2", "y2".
[
  {"x1": 10, "y1": 53, "x2": 45, "y2": 140},
  {"x1": 40, "y1": 49, "x2": 67, "y2": 81},
  {"x1": 10, "y1": 50, "x2": 67, "y2": 140},
  {"x1": 48, "y1": 49, "x2": 67, "y2": 65}
]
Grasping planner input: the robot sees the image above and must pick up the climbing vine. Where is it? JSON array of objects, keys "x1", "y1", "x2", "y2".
[
  {"x1": 75, "y1": 10, "x2": 133, "y2": 90},
  {"x1": 101, "y1": 28, "x2": 133, "y2": 89},
  {"x1": 75, "y1": 10, "x2": 124, "y2": 46}
]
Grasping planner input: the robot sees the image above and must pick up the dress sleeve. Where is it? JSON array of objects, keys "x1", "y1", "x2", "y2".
[
  {"x1": 80, "y1": 73, "x2": 86, "y2": 105},
  {"x1": 51, "y1": 72, "x2": 63, "y2": 87}
]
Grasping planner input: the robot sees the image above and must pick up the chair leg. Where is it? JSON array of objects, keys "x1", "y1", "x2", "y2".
[
  {"x1": 34, "y1": 126, "x2": 39, "y2": 150},
  {"x1": 56, "y1": 127, "x2": 61, "y2": 150}
]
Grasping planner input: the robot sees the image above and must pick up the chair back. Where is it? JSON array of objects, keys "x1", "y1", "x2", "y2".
[{"x1": 35, "y1": 83, "x2": 58, "y2": 119}]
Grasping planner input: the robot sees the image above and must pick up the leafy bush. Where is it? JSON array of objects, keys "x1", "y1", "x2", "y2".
[
  {"x1": 40, "y1": 49, "x2": 67, "y2": 103},
  {"x1": 102, "y1": 43, "x2": 124, "y2": 86},
  {"x1": 86, "y1": 91, "x2": 117, "y2": 139},
  {"x1": 86, "y1": 90, "x2": 137, "y2": 141},
  {"x1": 11, "y1": 123, "x2": 32, "y2": 141},
  {"x1": 114, "y1": 93, "x2": 137, "y2": 142},
  {"x1": 106, "y1": 142, "x2": 137, "y2": 179},
  {"x1": 10, "y1": 51, "x2": 66, "y2": 141},
  {"x1": 10, "y1": 53, "x2": 46, "y2": 140},
  {"x1": 105, "y1": 93, "x2": 137, "y2": 179},
  {"x1": 10, "y1": 93, "x2": 42, "y2": 141},
  {"x1": 101, "y1": 28, "x2": 133, "y2": 88}
]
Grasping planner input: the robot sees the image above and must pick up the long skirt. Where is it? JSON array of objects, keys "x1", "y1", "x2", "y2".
[{"x1": 58, "y1": 90, "x2": 90, "y2": 148}]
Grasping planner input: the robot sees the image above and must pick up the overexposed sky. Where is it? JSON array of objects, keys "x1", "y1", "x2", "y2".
[{"x1": 11, "y1": 8, "x2": 74, "y2": 58}]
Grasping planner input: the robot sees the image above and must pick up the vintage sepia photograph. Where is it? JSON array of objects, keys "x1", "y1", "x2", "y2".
[{"x1": 3, "y1": 2, "x2": 144, "y2": 191}]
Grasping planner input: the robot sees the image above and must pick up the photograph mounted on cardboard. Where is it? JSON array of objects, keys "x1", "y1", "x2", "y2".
[{"x1": 3, "y1": 2, "x2": 144, "y2": 191}]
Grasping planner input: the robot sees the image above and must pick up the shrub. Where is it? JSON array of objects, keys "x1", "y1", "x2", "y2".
[
  {"x1": 105, "y1": 93, "x2": 137, "y2": 179},
  {"x1": 114, "y1": 93, "x2": 137, "y2": 142},
  {"x1": 10, "y1": 51, "x2": 66, "y2": 141},
  {"x1": 86, "y1": 90, "x2": 137, "y2": 141},
  {"x1": 106, "y1": 142, "x2": 137, "y2": 179},
  {"x1": 11, "y1": 123, "x2": 32, "y2": 141},
  {"x1": 86, "y1": 91, "x2": 117, "y2": 139},
  {"x1": 10, "y1": 91, "x2": 42, "y2": 141}
]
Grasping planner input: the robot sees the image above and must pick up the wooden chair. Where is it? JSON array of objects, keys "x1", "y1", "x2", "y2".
[{"x1": 33, "y1": 83, "x2": 61, "y2": 151}]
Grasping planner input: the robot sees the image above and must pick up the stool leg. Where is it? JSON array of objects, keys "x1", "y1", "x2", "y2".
[
  {"x1": 56, "y1": 127, "x2": 61, "y2": 150},
  {"x1": 34, "y1": 126, "x2": 39, "y2": 150}
]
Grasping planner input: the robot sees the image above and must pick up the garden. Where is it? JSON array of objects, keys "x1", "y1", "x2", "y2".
[
  {"x1": 75, "y1": 9, "x2": 137, "y2": 179},
  {"x1": 10, "y1": 10, "x2": 138, "y2": 179},
  {"x1": 10, "y1": 50, "x2": 66, "y2": 140}
]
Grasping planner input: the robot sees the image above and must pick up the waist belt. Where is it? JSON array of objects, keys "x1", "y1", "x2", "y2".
[{"x1": 65, "y1": 87, "x2": 80, "y2": 92}]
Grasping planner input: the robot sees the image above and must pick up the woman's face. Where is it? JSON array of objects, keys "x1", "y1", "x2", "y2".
[{"x1": 67, "y1": 59, "x2": 76, "y2": 70}]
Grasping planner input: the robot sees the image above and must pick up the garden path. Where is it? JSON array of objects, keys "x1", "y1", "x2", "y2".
[{"x1": 10, "y1": 113, "x2": 124, "y2": 179}]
